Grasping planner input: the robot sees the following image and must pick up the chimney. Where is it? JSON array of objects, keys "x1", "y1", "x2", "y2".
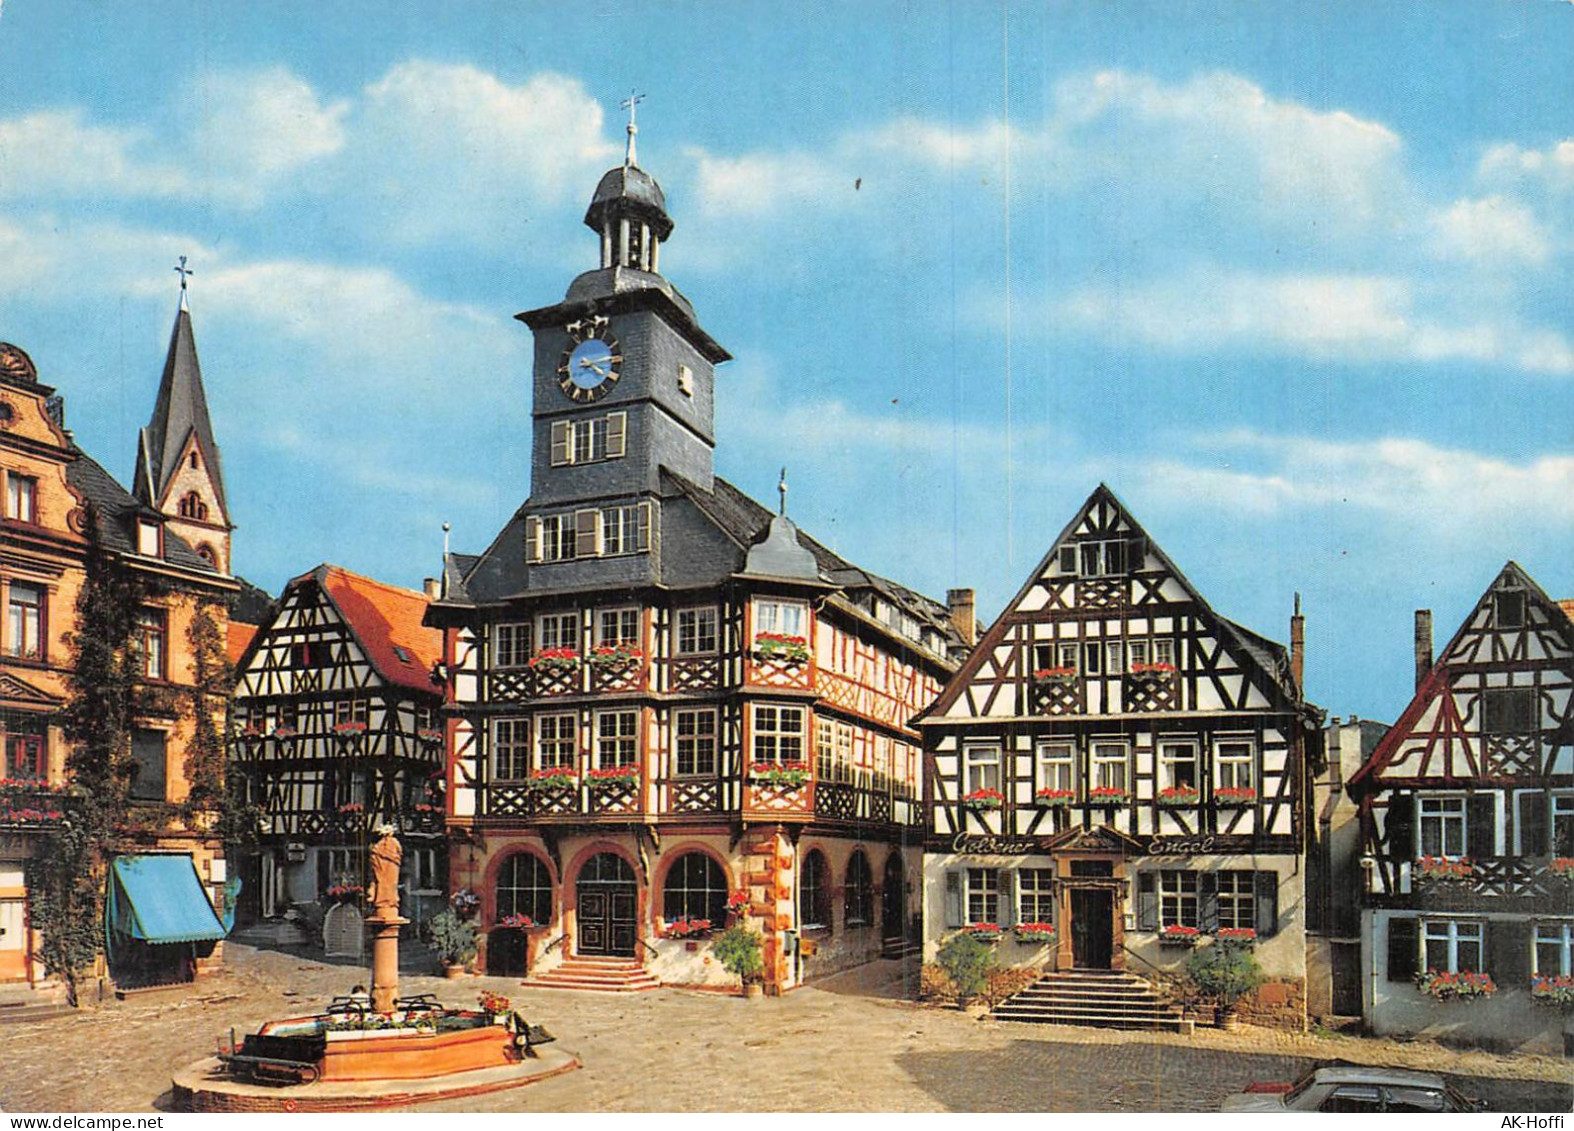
[
  {"x1": 1414, "y1": 609, "x2": 1433, "y2": 690},
  {"x1": 947, "y1": 588, "x2": 976, "y2": 647},
  {"x1": 1289, "y1": 592, "x2": 1305, "y2": 694},
  {"x1": 422, "y1": 577, "x2": 440, "y2": 600}
]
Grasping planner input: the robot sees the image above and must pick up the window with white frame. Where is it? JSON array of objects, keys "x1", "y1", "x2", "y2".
[
  {"x1": 675, "y1": 606, "x2": 718, "y2": 655},
  {"x1": 1534, "y1": 922, "x2": 1573, "y2": 977},
  {"x1": 1159, "y1": 740, "x2": 1198, "y2": 791},
  {"x1": 137, "y1": 518, "x2": 162, "y2": 557},
  {"x1": 537, "y1": 611, "x2": 579, "y2": 652},
  {"x1": 600, "y1": 504, "x2": 647, "y2": 556},
  {"x1": 674, "y1": 708, "x2": 717, "y2": 776},
  {"x1": 751, "y1": 704, "x2": 805, "y2": 764},
  {"x1": 493, "y1": 719, "x2": 529, "y2": 780},
  {"x1": 1128, "y1": 639, "x2": 1149, "y2": 669},
  {"x1": 1216, "y1": 871, "x2": 1256, "y2": 930},
  {"x1": 1421, "y1": 918, "x2": 1483, "y2": 973},
  {"x1": 1215, "y1": 741, "x2": 1254, "y2": 792},
  {"x1": 541, "y1": 514, "x2": 576, "y2": 561},
  {"x1": 753, "y1": 598, "x2": 806, "y2": 637},
  {"x1": 1159, "y1": 870, "x2": 1199, "y2": 928},
  {"x1": 595, "y1": 710, "x2": 638, "y2": 768},
  {"x1": 1035, "y1": 741, "x2": 1074, "y2": 794},
  {"x1": 1018, "y1": 869, "x2": 1055, "y2": 923},
  {"x1": 1083, "y1": 641, "x2": 1103, "y2": 676},
  {"x1": 1079, "y1": 540, "x2": 1126, "y2": 577},
  {"x1": 1105, "y1": 640, "x2": 1124, "y2": 675},
  {"x1": 1091, "y1": 742, "x2": 1128, "y2": 793},
  {"x1": 966, "y1": 868, "x2": 999, "y2": 925},
  {"x1": 6, "y1": 472, "x2": 37, "y2": 523},
  {"x1": 495, "y1": 622, "x2": 530, "y2": 668},
  {"x1": 334, "y1": 698, "x2": 369, "y2": 726},
  {"x1": 964, "y1": 744, "x2": 1001, "y2": 796},
  {"x1": 1153, "y1": 638, "x2": 1175, "y2": 667},
  {"x1": 1419, "y1": 796, "x2": 1467, "y2": 858},
  {"x1": 6, "y1": 582, "x2": 44, "y2": 660},
  {"x1": 535, "y1": 714, "x2": 576, "y2": 770},
  {"x1": 597, "y1": 607, "x2": 639, "y2": 647}
]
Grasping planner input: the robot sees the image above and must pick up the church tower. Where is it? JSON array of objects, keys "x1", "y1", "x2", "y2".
[
  {"x1": 515, "y1": 98, "x2": 730, "y2": 586},
  {"x1": 133, "y1": 260, "x2": 233, "y2": 574}
]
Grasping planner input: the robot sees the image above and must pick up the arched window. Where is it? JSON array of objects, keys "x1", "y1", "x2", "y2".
[
  {"x1": 179, "y1": 491, "x2": 208, "y2": 521},
  {"x1": 662, "y1": 852, "x2": 727, "y2": 924},
  {"x1": 800, "y1": 849, "x2": 830, "y2": 929},
  {"x1": 844, "y1": 851, "x2": 873, "y2": 927},
  {"x1": 496, "y1": 853, "x2": 553, "y2": 926},
  {"x1": 195, "y1": 544, "x2": 217, "y2": 568},
  {"x1": 188, "y1": 451, "x2": 200, "y2": 470}
]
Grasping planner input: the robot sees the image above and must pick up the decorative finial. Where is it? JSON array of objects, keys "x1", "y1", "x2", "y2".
[
  {"x1": 620, "y1": 90, "x2": 645, "y2": 168},
  {"x1": 442, "y1": 522, "x2": 451, "y2": 558},
  {"x1": 174, "y1": 255, "x2": 193, "y2": 311},
  {"x1": 778, "y1": 467, "x2": 788, "y2": 517}
]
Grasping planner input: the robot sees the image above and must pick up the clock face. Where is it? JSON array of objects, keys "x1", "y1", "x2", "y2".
[{"x1": 557, "y1": 327, "x2": 622, "y2": 403}]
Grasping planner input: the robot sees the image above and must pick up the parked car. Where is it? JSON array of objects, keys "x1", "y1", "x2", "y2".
[{"x1": 1221, "y1": 1065, "x2": 1483, "y2": 1113}]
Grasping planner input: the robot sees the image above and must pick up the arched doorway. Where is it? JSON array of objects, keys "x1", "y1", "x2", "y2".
[
  {"x1": 575, "y1": 852, "x2": 636, "y2": 957},
  {"x1": 882, "y1": 852, "x2": 906, "y2": 942}
]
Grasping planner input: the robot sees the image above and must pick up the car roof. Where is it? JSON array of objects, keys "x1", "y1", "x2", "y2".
[{"x1": 1311, "y1": 1066, "x2": 1450, "y2": 1089}]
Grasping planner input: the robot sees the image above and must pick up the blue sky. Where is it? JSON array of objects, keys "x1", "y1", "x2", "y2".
[{"x1": 2, "y1": 1, "x2": 1570, "y2": 722}]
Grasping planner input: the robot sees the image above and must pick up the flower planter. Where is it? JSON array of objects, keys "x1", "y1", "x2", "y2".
[
  {"x1": 1415, "y1": 856, "x2": 1474, "y2": 882},
  {"x1": 1156, "y1": 789, "x2": 1200, "y2": 808},
  {"x1": 1034, "y1": 790, "x2": 1075, "y2": 807},
  {"x1": 1214, "y1": 788, "x2": 1257, "y2": 807},
  {"x1": 1087, "y1": 790, "x2": 1131, "y2": 807},
  {"x1": 1158, "y1": 927, "x2": 1201, "y2": 947},
  {"x1": 1530, "y1": 974, "x2": 1574, "y2": 1008},
  {"x1": 963, "y1": 789, "x2": 1005, "y2": 810},
  {"x1": 1413, "y1": 968, "x2": 1496, "y2": 1001},
  {"x1": 753, "y1": 634, "x2": 810, "y2": 664},
  {"x1": 748, "y1": 761, "x2": 811, "y2": 789},
  {"x1": 1014, "y1": 923, "x2": 1056, "y2": 944}
]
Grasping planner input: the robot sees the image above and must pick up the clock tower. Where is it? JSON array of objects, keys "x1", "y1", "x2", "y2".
[{"x1": 515, "y1": 107, "x2": 730, "y2": 585}]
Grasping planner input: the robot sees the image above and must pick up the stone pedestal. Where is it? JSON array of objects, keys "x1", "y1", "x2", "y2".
[{"x1": 366, "y1": 915, "x2": 408, "y2": 1013}]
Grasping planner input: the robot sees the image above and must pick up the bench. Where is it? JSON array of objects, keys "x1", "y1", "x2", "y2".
[{"x1": 509, "y1": 1012, "x2": 556, "y2": 1054}]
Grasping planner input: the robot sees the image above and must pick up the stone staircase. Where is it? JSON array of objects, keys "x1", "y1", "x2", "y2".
[
  {"x1": 881, "y1": 935, "x2": 922, "y2": 962},
  {"x1": 526, "y1": 955, "x2": 660, "y2": 993},
  {"x1": 0, "y1": 981, "x2": 73, "y2": 1025},
  {"x1": 991, "y1": 969, "x2": 1188, "y2": 1032}
]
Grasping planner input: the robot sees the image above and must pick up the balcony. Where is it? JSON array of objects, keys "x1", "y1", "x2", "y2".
[{"x1": 485, "y1": 657, "x2": 650, "y2": 702}]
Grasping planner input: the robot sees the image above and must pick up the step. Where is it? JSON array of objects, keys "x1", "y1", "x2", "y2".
[
  {"x1": 994, "y1": 1010, "x2": 1188, "y2": 1032},
  {"x1": 0, "y1": 1002, "x2": 74, "y2": 1025}
]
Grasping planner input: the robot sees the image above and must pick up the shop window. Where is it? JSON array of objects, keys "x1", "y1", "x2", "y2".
[
  {"x1": 497, "y1": 853, "x2": 553, "y2": 925},
  {"x1": 663, "y1": 852, "x2": 727, "y2": 925}
]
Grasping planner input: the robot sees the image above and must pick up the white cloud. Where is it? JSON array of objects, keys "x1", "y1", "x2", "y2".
[
  {"x1": 190, "y1": 68, "x2": 348, "y2": 199},
  {"x1": 0, "y1": 110, "x2": 183, "y2": 200},
  {"x1": 1431, "y1": 194, "x2": 1551, "y2": 265},
  {"x1": 1479, "y1": 138, "x2": 1574, "y2": 194}
]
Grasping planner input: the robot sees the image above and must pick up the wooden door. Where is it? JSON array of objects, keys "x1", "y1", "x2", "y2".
[
  {"x1": 0, "y1": 899, "x2": 27, "y2": 981},
  {"x1": 1070, "y1": 889, "x2": 1113, "y2": 968}
]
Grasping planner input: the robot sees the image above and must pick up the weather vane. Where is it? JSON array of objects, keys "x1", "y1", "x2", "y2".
[{"x1": 621, "y1": 90, "x2": 645, "y2": 167}]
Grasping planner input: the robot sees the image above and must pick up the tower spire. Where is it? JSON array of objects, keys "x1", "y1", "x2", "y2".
[{"x1": 621, "y1": 90, "x2": 645, "y2": 168}]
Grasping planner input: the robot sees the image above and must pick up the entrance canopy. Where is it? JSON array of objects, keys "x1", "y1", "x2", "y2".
[{"x1": 107, "y1": 855, "x2": 226, "y2": 944}]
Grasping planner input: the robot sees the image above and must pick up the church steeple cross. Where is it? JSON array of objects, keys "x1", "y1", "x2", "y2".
[
  {"x1": 621, "y1": 90, "x2": 645, "y2": 168},
  {"x1": 174, "y1": 255, "x2": 193, "y2": 310}
]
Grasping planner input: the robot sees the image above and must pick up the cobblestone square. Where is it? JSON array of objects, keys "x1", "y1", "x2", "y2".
[{"x1": 0, "y1": 946, "x2": 1567, "y2": 1113}]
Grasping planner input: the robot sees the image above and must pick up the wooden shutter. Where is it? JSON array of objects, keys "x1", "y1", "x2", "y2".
[
  {"x1": 606, "y1": 412, "x2": 627, "y2": 459},
  {"x1": 575, "y1": 509, "x2": 601, "y2": 558},
  {"x1": 1385, "y1": 793, "x2": 1415, "y2": 860},
  {"x1": 1519, "y1": 792, "x2": 1548, "y2": 857},
  {"x1": 1467, "y1": 794, "x2": 1497, "y2": 859},
  {"x1": 1253, "y1": 871, "x2": 1279, "y2": 937},
  {"x1": 1198, "y1": 872, "x2": 1218, "y2": 932},
  {"x1": 1136, "y1": 872, "x2": 1158, "y2": 931},
  {"x1": 524, "y1": 516, "x2": 542, "y2": 564},
  {"x1": 636, "y1": 501, "x2": 652, "y2": 552},
  {"x1": 1386, "y1": 917, "x2": 1418, "y2": 982},
  {"x1": 550, "y1": 421, "x2": 572, "y2": 466},
  {"x1": 997, "y1": 870, "x2": 1015, "y2": 927},
  {"x1": 943, "y1": 871, "x2": 962, "y2": 928},
  {"x1": 1489, "y1": 919, "x2": 1530, "y2": 986}
]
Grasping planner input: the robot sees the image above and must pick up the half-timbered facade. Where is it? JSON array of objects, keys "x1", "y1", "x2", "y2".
[
  {"x1": 1, "y1": 313, "x2": 237, "y2": 993},
  {"x1": 229, "y1": 565, "x2": 446, "y2": 940},
  {"x1": 1348, "y1": 564, "x2": 1574, "y2": 1051},
  {"x1": 917, "y1": 486, "x2": 1323, "y2": 1028},
  {"x1": 427, "y1": 125, "x2": 960, "y2": 993}
]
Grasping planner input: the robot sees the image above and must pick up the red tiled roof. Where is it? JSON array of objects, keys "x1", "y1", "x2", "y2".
[
  {"x1": 225, "y1": 621, "x2": 258, "y2": 667},
  {"x1": 311, "y1": 565, "x2": 442, "y2": 696}
]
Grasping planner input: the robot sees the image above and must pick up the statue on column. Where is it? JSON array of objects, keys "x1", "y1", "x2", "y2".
[{"x1": 367, "y1": 823, "x2": 402, "y2": 920}]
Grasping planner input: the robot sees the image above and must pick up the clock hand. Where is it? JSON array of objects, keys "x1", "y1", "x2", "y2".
[{"x1": 579, "y1": 359, "x2": 610, "y2": 378}]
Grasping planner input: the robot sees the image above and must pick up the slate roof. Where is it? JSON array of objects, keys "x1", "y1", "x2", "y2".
[
  {"x1": 64, "y1": 448, "x2": 225, "y2": 577},
  {"x1": 298, "y1": 565, "x2": 443, "y2": 697},
  {"x1": 133, "y1": 308, "x2": 227, "y2": 516}
]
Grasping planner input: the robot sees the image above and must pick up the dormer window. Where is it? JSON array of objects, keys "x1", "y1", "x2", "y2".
[{"x1": 137, "y1": 518, "x2": 162, "y2": 557}]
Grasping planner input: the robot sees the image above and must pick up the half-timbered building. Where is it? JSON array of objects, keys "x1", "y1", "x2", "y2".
[
  {"x1": 1348, "y1": 564, "x2": 1574, "y2": 1051},
  {"x1": 229, "y1": 565, "x2": 446, "y2": 942},
  {"x1": 916, "y1": 486, "x2": 1323, "y2": 1028},
  {"x1": 1, "y1": 295, "x2": 237, "y2": 994},
  {"x1": 426, "y1": 118, "x2": 961, "y2": 993}
]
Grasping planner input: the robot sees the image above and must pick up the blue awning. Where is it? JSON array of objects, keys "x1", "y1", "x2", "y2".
[{"x1": 107, "y1": 855, "x2": 227, "y2": 944}]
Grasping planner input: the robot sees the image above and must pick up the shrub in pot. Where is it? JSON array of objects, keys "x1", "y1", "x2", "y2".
[
  {"x1": 426, "y1": 908, "x2": 478, "y2": 974},
  {"x1": 1185, "y1": 940, "x2": 1264, "y2": 1027},
  {"x1": 936, "y1": 929, "x2": 998, "y2": 1006},
  {"x1": 713, "y1": 924, "x2": 765, "y2": 996}
]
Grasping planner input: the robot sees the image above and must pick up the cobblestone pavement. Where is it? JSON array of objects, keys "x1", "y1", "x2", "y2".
[{"x1": 0, "y1": 945, "x2": 1567, "y2": 1113}]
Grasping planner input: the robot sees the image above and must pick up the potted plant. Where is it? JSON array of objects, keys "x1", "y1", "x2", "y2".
[
  {"x1": 714, "y1": 923, "x2": 766, "y2": 998},
  {"x1": 1215, "y1": 927, "x2": 1256, "y2": 946},
  {"x1": 1186, "y1": 939, "x2": 1265, "y2": 1029},
  {"x1": 426, "y1": 908, "x2": 478, "y2": 976},
  {"x1": 935, "y1": 929, "x2": 998, "y2": 1007},
  {"x1": 477, "y1": 990, "x2": 512, "y2": 1021},
  {"x1": 964, "y1": 922, "x2": 1005, "y2": 941}
]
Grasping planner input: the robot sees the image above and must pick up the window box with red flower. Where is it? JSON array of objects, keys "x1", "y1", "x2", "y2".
[
  {"x1": 752, "y1": 633, "x2": 810, "y2": 664},
  {"x1": 1158, "y1": 924, "x2": 1201, "y2": 946},
  {"x1": 1547, "y1": 857, "x2": 1574, "y2": 879},
  {"x1": 964, "y1": 923, "x2": 1004, "y2": 941},
  {"x1": 662, "y1": 916, "x2": 713, "y2": 939},
  {"x1": 1129, "y1": 662, "x2": 1174, "y2": 676},
  {"x1": 526, "y1": 767, "x2": 577, "y2": 792},
  {"x1": 727, "y1": 890, "x2": 751, "y2": 918},
  {"x1": 528, "y1": 647, "x2": 581, "y2": 673},
  {"x1": 748, "y1": 761, "x2": 810, "y2": 789},
  {"x1": 1214, "y1": 786, "x2": 1257, "y2": 807},
  {"x1": 1014, "y1": 922, "x2": 1056, "y2": 944},
  {"x1": 1156, "y1": 786, "x2": 1200, "y2": 807},
  {"x1": 336, "y1": 802, "x2": 364, "y2": 816},
  {"x1": 1034, "y1": 788, "x2": 1075, "y2": 807},
  {"x1": 587, "y1": 643, "x2": 643, "y2": 668},
  {"x1": 1216, "y1": 927, "x2": 1256, "y2": 946},
  {"x1": 1414, "y1": 968, "x2": 1495, "y2": 1001},
  {"x1": 271, "y1": 725, "x2": 297, "y2": 739},
  {"x1": 1531, "y1": 973, "x2": 1574, "y2": 1008},
  {"x1": 1088, "y1": 786, "x2": 1131, "y2": 807},
  {"x1": 963, "y1": 788, "x2": 1005, "y2": 811},
  {"x1": 585, "y1": 764, "x2": 640, "y2": 789},
  {"x1": 497, "y1": 913, "x2": 536, "y2": 931},
  {"x1": 332, "y1": 720, "x2": 367, "y2": 736},
  {"x1": 325, "y1": 883, "x2": 363, "y2": 903},
  {"x1": 416, "y1": 727, "x2": 443, "y2": 743},
  {"x1": 1030, "y1": 666, "x2": 1077, "y2": 687},
  {"x1": 1415, "y1": 856, "x2": 1474, "y2": 881}
]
